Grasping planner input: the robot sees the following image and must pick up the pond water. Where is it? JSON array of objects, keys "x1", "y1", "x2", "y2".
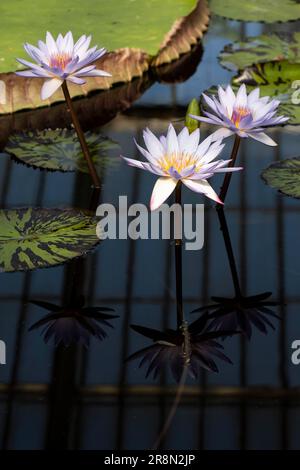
[{"x1": 0, "y1": 16, "x2": 300, "y2": 450}]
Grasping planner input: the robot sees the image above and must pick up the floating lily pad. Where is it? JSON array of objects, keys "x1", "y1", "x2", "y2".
[
  {"x1": 4, "y1": 129, "x2": 119, "y2": 173},
  {"x1": 0, "y1": 208, "x2": 100, "y2": 272},
  {"x1": 0, "y1": 0, "x2": 209, "y2": 114},
  {"x1": 233, "y1": 61, "x2": 300, "y2": 124},
  {"x1": 261, "y1": 157, "x2": 300, "y2": 199},
  {"x1": 203, "y1": 61, "x2": 300, "y2": 125},
  {"x1": 210, "y1": 0, "x2": 300, "y2": 23},
  {"x1": 219, "y1": 32, "x2": 300, "y2": 72}
]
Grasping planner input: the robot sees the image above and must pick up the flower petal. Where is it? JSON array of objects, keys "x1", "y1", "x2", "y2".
[
  {"x1": 184, "y1": 128, "x2": 200, "y2": 154},
  {"x1": 201, "y1": 142, "x2": 225, "y2": 164},
  {"x1": 182, "y1": 179, "x2": 223, "y2": 204},
  {"x1": 166, "y1": 124, "x2": 179, "y2": 154},
  {"x1": 143, "y1": 128, "x2": 164, "y2": 159},
  {"x1": 248, "y1": 132, "x2": 277, "y2": 146},
  {"x1": 210, "y1": 128, "x2": 234, "y2": 141},
  {"x1": 15, "y1": 70, "x2": 41, "y2": 77},
  {"x1": 24, "y1": 43, "x2": 45, "y2": 64},
  {"x1": 150, "y1": 177, "x2": 177, "y2": 211},
  {"x1": 218, "y1": 86, "x2": 233, "y2": 118},
  {"x1": 16, "y1": 57, "x2": 50, "y2": 77},
  {"x1": 194, "y1": 134, "x2": 213, "y2": 158},
  {"x1": 75, "y1": 68, "x2": 111, "y2": 77},
  {"x1": 46, "y1": 31, "x2": 58, "y2": 55},
  {"x1": 247, "y1": 87, "x2": 260, "y2": 105},
  {"x1": 41, "y1": 78, "x2": 63, "y2": 100},
  {"x1": 235, "y1": 84, "x2": 247, "y2": 108},
  {"x1": 67, "y1": 76, "x2": 86, "y2": 85},
  {"x1": 63, "y1": 31, "x2": 74, "y2": 56},
  {"x1": 121, "y1": 156, "x2": 163, "y2": 175},
  {"x1": 134, "y1": 139, "x2": 160, "y2": 166},
  {"x1": 177, "y1": 127, "x2": 189, "y2": 151}
]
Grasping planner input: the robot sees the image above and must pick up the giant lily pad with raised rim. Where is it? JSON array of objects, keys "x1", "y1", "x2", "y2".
[
  {"x1": 4, "y1": 129, "x2": 119, "y2": 173},
  {"x1": 202, "y1": 61, "x2": 300, "y2": 125},
  {"x1": 219, "y1": 32, "x2": 300, "y2": 72},
  {"x1": 210, "y1": 0, "x2": 300, "y2": 23},
  {"x1": 0, "y1": 208, "x2": 100, "y2": 272},
  {"x1": 261, "y1": 157, "x2": 300, "y2": 199},
  {"x1": 0, "y1": 0, "x2": 209, "y2": 114}
]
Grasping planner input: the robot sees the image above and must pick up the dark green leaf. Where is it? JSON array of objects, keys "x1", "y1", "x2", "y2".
[
  {"x1": 210, "y1": 0, "x2": 300, "y2": 23},
  {"x1": 219, "y1": 32, "x2": 300, "y2": 72},
  {"x1": 0, "y1": 208, "x2": 100, "y2": 272},
  {"x1": 4, "y1": 129, "x2": 119, "y2": 173},
  {"x1": 261, "y1": 157, "x2": 300, "y2": 199}
]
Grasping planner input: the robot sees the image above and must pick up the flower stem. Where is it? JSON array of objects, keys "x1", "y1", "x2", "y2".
[
  {"x1": 62, "y1": 81, "x2": 100, "y2": 188},
  {"x1": 175, "y1": 181, "x2": 184, "y2": 329},
  {"x1": 216, "y1": 206, "x2": 241, "y2": 298},
  {"x1": 218, "y1": 135, "x2": 241, "y2": 203}
]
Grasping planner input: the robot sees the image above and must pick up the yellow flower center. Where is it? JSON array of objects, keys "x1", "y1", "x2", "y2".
[
  {"x1": 49, "y1": 53, "x2": 72, "y2": 70},
  {"x1": 158, "y1": 152, "x2": 199, "y2": 175},
  {"x1": 231, "y1": 106, "x2": 251, "y2": 128}
]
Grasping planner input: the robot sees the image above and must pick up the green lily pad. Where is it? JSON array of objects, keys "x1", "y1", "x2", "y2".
[
  {"x1": 261, "y1": 157, "x2": 300, "y2": 199},
  {"x1": 210, "y1": 0, "x2": 300, "y2": 23},
  {"x1": 0, "y1": 0, "x2": 210, "y2": 114},
  {"x1": 203, "y1": 61, "x2": 300, "y2": 125},
  {"x1": 219, "y1": 32, "x2": 300, "y2": 72},
  {"x1": 0, "y1": 208, "x2": 100, "y2": 272},
  {"x1": 4, "y1": 0, "x2": 195, "y2": 73},
  {"x1": 233, "y1": 61, "x2": 300, "y2": 124},
  {"x1": 4, "y1": 129, "x2": 119, "y2": 173}
]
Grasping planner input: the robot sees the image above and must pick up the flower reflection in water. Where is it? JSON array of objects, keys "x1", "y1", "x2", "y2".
[
  {"x1": 29, "y1": 296, "x2": 118, "y2": 347},
  {"x1": 127, "y1": 314, "x2": 238, "y2": 382},
  {"x1": 192, "y1": 292, "x2": 280, "y2": 340},
  {"x1": 192, "y1": 207, "x2": 281, "y2": 339}
]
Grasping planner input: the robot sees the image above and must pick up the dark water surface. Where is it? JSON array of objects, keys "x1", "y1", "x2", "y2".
[{"x1": 1, "y1": 17, "x2": 300, "y2": 450}]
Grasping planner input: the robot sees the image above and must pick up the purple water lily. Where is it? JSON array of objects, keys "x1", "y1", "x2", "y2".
[
  {"x1": 122, "y1": 124, "x2": 242, "y2": 209},
  {"x1": 190, "y1": 84, "x2": 289, "y2": 146},
  {"x1": 16, "y1": 31, "x2": 111, "y2": 99}
]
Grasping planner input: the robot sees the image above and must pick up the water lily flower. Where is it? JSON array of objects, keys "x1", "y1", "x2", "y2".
[
  {"x1": 190, "y1": 84, "x2": 289, "y2": 146},
  {"x1": 16, "y1": 31, "x2": 111, "y2": 99},
  {"x1": 122, "y1": 124, "x2": 242, "y2": 209}
]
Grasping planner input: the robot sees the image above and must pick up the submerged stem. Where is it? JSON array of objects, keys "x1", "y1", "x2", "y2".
[
  {"x1": 218, "y1": 135, "x2": 241, "y2": 204},
  {"x1": 62, "y1": 81, "x2": 100, "y2": 188},
  {"x1": 175, "y1": 182, "x2": 184, "y2": 329}
]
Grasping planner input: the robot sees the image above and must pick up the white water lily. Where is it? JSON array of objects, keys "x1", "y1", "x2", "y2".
[
  {"x1": 122, "y1": 124, "x2": 242, "y2": 210},
  {"x1": 16, "y1": 31, "x2": 111, "y2": 99},
  {"x1": 190, "y1": 84, "x2": 289, "y2": 146}
]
